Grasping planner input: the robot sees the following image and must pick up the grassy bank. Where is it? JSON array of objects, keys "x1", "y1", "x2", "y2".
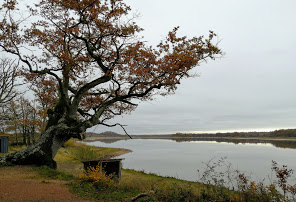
[
  {"x1": 1, "y1": 140, "x2": 296, "y2": 201},
  {"x1": 54, "y1": 140, "x2": 131, "y2": 175}
]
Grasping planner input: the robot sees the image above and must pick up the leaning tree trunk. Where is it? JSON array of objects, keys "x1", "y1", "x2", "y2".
[{"x1": 0, "y1": 125, "x2": 72, "y2": 169}]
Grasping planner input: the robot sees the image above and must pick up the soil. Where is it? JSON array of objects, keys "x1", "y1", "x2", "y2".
[{"x1": 0, "y1": 166, "x2": 88, "y2": 201}]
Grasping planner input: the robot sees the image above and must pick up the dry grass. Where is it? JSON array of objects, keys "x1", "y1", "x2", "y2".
[{"x1": 0, "y1": 165, "x2": 38, "y2": 180}]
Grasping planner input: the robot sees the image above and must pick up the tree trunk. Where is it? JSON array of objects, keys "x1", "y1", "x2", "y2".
[
  {"x1": 27, "y1": 130, "x2": 31, "y2": 145},
  {"x1": 22, "y1": 130, "x2": 26, "y2": 145},
  {"x1": 31, "y1": 125, "x2": 36, "y2": 144},
  {"x1": 0, "y1": 125, "x2": 71, "y2": 169},
  {"x1": 15, "y1": 130, "x2": 18, "y2": 145}
]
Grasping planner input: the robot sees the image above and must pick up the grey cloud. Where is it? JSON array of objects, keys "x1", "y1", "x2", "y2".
[{"x1": 89, "y1": 0, "x2": 296, "y2": 135}]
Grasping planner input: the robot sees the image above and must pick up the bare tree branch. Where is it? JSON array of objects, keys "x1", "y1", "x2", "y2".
[
  {"x1": 101, "y1": 122, "x2": 132, "y2": 139},
  {"x1": 0, "y1": 58, "x2": 20, "y2": 105}
]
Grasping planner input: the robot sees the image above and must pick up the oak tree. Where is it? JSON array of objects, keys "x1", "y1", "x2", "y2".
[{"x1": 0, "y1": 0, "x2": 222, "y2": 168}]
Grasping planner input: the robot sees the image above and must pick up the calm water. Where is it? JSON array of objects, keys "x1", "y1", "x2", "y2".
[{"x1": 85, "y1": 139, "x2": 296, "y2": 183}]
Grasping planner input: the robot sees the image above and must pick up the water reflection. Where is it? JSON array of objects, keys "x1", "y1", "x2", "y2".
[
  {"x1": 173, "y1": 137, "x2": 296, "y2": 149},
  {"x1": 85, "y1": 139, "x2": 296, "y2": 184},
  {"x1": 85, "y1": 137, "x2": 296, "y2": 150}
]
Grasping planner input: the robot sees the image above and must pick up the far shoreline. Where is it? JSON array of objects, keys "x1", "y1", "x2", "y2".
[{"x1": 84, "y1": 136, "x2": 296, "y2": 142}]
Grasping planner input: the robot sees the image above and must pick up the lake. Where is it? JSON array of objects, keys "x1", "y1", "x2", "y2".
[{"x1": 85, "y1": 139, "x2": 296, "y2": 185}]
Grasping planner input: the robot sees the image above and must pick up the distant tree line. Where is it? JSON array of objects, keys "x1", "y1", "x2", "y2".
[
  {"x1": 270, "y1": 129, "x2": 296, "y2": 137},
  {"x1": 86, "y1": 131, "x2": 124, "y2": 138},
  {"x1": 173, "y1": 129, "x2": 296, "y2": 138}
]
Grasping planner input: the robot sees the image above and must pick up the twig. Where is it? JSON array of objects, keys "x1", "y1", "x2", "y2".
[{"x1": 131, "y1": 190, "x2": 154, "y2": 201}]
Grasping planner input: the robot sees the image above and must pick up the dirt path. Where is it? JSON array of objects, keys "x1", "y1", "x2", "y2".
[{"x1": 0, "y1": 166, "x2": 88, "y2": 201}]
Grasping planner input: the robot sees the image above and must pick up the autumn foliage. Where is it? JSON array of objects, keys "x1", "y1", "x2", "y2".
[{"x1": 0, "y1": 0, "x2": 221, "y2": 137}]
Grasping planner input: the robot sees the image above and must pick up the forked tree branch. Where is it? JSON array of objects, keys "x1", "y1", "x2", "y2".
[{"x1": 101, "y1": 122, "x2": 132, "y2": 139}]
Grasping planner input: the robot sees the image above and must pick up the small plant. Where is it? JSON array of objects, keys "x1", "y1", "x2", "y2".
[
  {"x1": 198, "y1": 157, "x2": 239, "y2": 189},
  {"x1": 271, "y1": 160, "x2": 296, "y2": 200},
  {"x1": 80, "y1": 165, "x2": 115, "y2": 190},
  {"x1": 197, "y1": 158, "x2": 296, "y2": 201},
  {"x1": 236, "y1": 172, "x2": 278, "y2": 201}
]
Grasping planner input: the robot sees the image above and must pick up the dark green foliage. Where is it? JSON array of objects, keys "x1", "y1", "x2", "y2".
[
  {"x1": 173, "y1": 128, "x2": 296, "y2": 138},
  {"x1": 270, "y1": 129, "x2": 296, "y2": 137}
]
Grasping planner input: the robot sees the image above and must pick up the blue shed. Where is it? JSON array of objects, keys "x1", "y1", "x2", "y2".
[{"x1": 0, "y1": 136, "x2": 9, "y2": 153}]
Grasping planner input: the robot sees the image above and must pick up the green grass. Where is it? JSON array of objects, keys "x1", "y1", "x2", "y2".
[
  {"x1": 33, "y1": 165, "x2": 76, "y2": 181},
  {"x1": 68, "y1": 168, "x2": 238, "y2": 201},
  {"x1": 67, "y1": 165, "x2": 235, "y2": 201},
  {"x1": 55, "y1": 141, "x2": 128, "y2": 162}
]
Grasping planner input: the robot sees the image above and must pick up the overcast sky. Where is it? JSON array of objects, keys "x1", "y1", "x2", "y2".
[{"x1": 90, "y1": 0, "x2": 296, "y2": 135}]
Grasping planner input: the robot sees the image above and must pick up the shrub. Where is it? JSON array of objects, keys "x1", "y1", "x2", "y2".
[
  {"x1": 198, "y1": 157, "x2": 296, "y2": 201},
  {"x1": 80, "y1": 165, "x2": 115, "y2": 190}
]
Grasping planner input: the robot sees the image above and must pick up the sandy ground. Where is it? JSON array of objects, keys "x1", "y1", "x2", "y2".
[{"x1": 0, "y1": 166, "x2": 88, "y2": 201}]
